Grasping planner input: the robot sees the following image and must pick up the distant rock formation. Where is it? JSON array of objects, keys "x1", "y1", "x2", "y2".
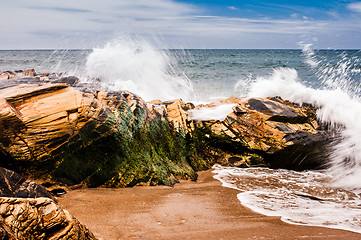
[{"x1": 0, "y1": 70, "x2": 328, "y2": 190}]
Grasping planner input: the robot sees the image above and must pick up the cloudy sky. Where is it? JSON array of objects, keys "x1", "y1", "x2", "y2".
[{"x1": 1, "y1": 0, "x2": 361, "y2": 49}]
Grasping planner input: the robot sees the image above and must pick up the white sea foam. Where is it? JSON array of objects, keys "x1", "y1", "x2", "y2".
[
  {"x1": 213, "y1": 165, "x2": 361, "y2": 233},
  {"x1": 84, "y1": 37, "x2": 194, "y2": 101},
  {"x1": 248, "y1": 66, "x2": 361, "y2": 190},
  {"x1": 227, "y1": 49, "x2": 361, "y2": 233},
  {"x1": 188, "y1": 104, "x2": 235, "y2": 121}
]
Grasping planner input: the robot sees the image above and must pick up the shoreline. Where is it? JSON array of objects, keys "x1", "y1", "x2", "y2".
[{"x1": 58, "y1": 170, "x2": 361, "y2": 240}]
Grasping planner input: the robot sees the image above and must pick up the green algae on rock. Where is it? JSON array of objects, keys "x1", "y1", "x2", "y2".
[
  {"x1": 0, "y1": 71, "x2": 328, "y2": 189},
  {"x1": 0, "y1": 76, "x2": 198, "y2": 188}
]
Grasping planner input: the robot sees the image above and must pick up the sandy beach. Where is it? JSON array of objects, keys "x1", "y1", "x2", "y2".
[{"x1": 58, "y1": 170, "x2": 361, "y2": 240}]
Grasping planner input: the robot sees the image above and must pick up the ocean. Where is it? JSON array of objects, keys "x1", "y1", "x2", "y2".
[{"x1": 1, "y1": 39, "x2": 361, "y2": 233}]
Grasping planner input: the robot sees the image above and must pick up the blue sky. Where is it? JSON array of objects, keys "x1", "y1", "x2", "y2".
[{"x1": 1, "y1": 0, "x2": 361, "y2": 49}]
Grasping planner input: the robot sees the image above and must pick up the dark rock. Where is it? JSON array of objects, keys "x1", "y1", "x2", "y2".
[
  {"x1": 0, "y1": 167, "x2": 52, "y2": 199},
  {"x1": 268, "y1": 138, "x2": 331, "y2": 170},
  {"x1": 54, "y1": 76, "x2": 79, "y2": 85},
  {"x1": 296, "y1": 193, "x2": 325, "y2": 201}
]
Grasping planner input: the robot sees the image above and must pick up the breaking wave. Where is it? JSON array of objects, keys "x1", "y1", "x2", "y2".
[
  {"x1": 84, "y1": 37, "x2": 194, "y2": 101},
  {"x1": 248, "y1": 46, "x2": 361, "y2": 190}
]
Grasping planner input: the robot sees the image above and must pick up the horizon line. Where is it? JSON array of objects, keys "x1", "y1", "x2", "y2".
[{"x1": 0, "y1": 48, "x2": 361, "y2": 51}]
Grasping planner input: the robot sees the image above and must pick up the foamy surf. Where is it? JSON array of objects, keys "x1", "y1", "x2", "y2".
[
  {"x1": 247, "y1": 66, "x2": 361, "y2": 189},
  {"x1": 212, "y1": 46, "x2": 361, "y2": 234},
  {"x1": 213, "y1": 165, "x2": 361, "y2": 234}
]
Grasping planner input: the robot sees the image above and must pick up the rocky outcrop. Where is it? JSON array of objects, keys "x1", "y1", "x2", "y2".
[
  {"x1": 0, "y1": 197, "x2": 96, "y2": 240},
  {"x1": 183, "y1": 96, "x2": 327, "y2": 170},
  {"x1": 0, "y1": 70, "x2": 329, "y2": 190},
  {"x1": 0, "y1": 69, "x2": 330, "y2": 240},
  {"x1": 0, "y1": 72, "x2": 197, "y2": 188}
]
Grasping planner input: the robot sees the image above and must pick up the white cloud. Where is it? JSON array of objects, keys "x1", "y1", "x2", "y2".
[
  {"x1": 0, "y1": 0, "x2": 360, "y2": 49},
  {"x1": 348, "y1": 2, "x2": 361, "y2": 13},
  {"x1": 228, "y1": 6, "x2": 239, "y2": 11}
]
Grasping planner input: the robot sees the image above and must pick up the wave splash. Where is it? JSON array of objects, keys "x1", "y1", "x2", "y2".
[
  {"x1": 248, "y1": 46, "x2": 361, "y2": 190},
  {"x1": 84, "y1": 37, "x2": 194, "y2": 101}
]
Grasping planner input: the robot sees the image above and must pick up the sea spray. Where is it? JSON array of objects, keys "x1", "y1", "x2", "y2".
[
  {"x1": 248, "y1": 51, "x2": 361, "y2": 189},
  {"x1": 302, "y1": 44, "x2": 361, "y2": 97},
  {"x1": 300, "y1": 42, "x2": 320, "y2": 68},
  {"x1": 248, "y1": 68, "x2": 361, "y2": 188},
  {"x1": 218, "y1": 48, "x2": 361, "y2": 233},
  {"x1": 84, "y1": 37, "x2": 194, "y2": 101},
  {"x1": 188, "y1": 104, "x2": 236, "y2": 121},
  {"x1": 40, "y1": 49, "x2": 90, "y2": 76}
]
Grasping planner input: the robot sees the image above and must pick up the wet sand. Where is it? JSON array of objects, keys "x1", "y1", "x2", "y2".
[{"x1": 58, "y1": 170, "x2": 361, "y2": 240}]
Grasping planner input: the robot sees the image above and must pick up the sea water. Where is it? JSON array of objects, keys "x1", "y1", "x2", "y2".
[{"x1": 1, "y1": 39, "x2": 361, "y2": 233}]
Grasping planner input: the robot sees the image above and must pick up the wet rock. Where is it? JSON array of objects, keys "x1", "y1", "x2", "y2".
[
  {"x1": 53, "y1": 76, "x2": 79, "y2": 85},
  {"x1": 162, "y1": 99, "x2": 194, "y2": 133},
  {"x1": 169, "y1": 96, "x2": 327, "y2": 170},
  {"x1": 0, "y1": 70, "x2": 329, "y2": 188}
]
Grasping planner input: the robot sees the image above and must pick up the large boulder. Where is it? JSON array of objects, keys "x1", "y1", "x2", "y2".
[{"x1": 0, "y1": 74, "x2": 196, "y2": 188}]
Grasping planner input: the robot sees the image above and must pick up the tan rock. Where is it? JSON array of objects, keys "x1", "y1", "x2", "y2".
[
  {"x1": 186, "y1": 97, "x2": 320, "y2": 154},
  {"x1": 0, "y1": 70, "x2": 326, "y2": 187},
  {"x1": 23, "y1": 69, "x2": 36, "y2": 77},
  {"x1": 0, "y1": 84, "x2": 98, "y2": 162},
  {"x1": 0, "y1": 76, "x2": 195, "y2": 188},
  {"x1": 0, "y1": 73, "x2": 9, "y2": 81},
  {"x1": 162, "y1": 99, "x2": 194, "y2": 133},
  {"x1": 0, "y1": 197, "x2": 96, "y2": 239}
]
